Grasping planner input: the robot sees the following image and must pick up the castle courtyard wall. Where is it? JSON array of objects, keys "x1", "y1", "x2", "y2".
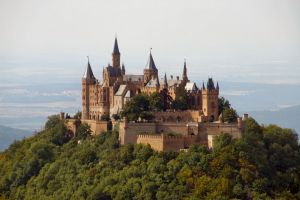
[
  {"x1": 137, "y1": 134, "x2": 164, "y2": 151},
  {"x1": 81, "y1": 119, "x2": 109, "y2": 135},
  {"x1": 119, "y1": 121, "x2": 243, "y2": 151}
]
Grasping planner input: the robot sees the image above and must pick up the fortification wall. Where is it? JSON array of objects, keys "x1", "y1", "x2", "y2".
[
  {"x1": 137, "y1": 134, "x2": 207, "y2": 152},
  {"x1": 154, "y1": 110, "x2": 202, "y2": 122},
  {"x1": 119, "y1": 122, "x2": 156, "y2": 145},
  {"x1": 183, "y1": 135, "x2": 207, "y2": 147},
  {"x1": 200, "y1": 123, "x2": 242, "y2": 139},
  {"x1": 82, "y1": 119, "x2": 109, "y2": 135},
  {"x1": 118, "y1": 120, "x2": 243, "y2": 150},
  {"x1": 137, "y1": 134, "x2": 164, "y2": 151},
  {"x1": 162, "y1": 135, "x2": 185, "y2": 151},
  {"x1": 156, "y1": 123, "x2": 188, "y2": 135}
]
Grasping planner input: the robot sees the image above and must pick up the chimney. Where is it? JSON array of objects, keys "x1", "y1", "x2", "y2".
[
  {"x1": 243, "y1": 113, "x2": 249, "y2": 120},
  {"x1": 60, "y1": 112, "x2": 65, "y2": 120}
]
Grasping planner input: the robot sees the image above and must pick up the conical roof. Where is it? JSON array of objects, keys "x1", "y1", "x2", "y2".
[
  {"x1": 113, "y1": 37, "x2": 120, "y2": 55},
  {"x1": 145, "y1": 51, "x2": 157, "y2": 70},
  {"x1": 83, "y1": 58, "x2": 95, "y2": 80}
]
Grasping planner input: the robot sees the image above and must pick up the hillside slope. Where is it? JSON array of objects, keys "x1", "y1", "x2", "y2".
[{"x1": 0, "y1": 116, "x2": 299, "y2": 199}]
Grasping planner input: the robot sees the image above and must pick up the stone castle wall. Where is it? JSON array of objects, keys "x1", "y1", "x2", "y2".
[
  {"x1": 137, "y1": 134, "x2": 164, "y2": 151},
  {"x1": 119, "y1": 120, "x2": 243, "y2": 151},
  {"x1": 137, "y1": 134, "x2": 207, "y2": 152},
  {"x1": 66, "y1": 119, "x2": 109, "y2": 136},
  {"x1": 154, "y1": 110, "x2": 203, "y2": 122}
]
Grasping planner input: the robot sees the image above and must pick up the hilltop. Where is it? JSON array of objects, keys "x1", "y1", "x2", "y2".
[{"x1": 0, "y1": 116, "x2": 300, "y2": 199}]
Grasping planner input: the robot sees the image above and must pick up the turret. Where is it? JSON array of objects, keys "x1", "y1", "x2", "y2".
[
  {"x1": 82, "y1": 57, "x2": 96, "y2": 120},
  {"x1": 144, "y1": 49, "x2": 158, "y2": 84},
  {"x1": 201, "y1": 78, "x2": 219, "y2": 122},
  {"x1": 112, "y1": 37, "x2": 120, "y2": 68}
]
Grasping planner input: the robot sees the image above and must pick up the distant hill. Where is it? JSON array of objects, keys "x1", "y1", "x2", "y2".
[
  {"x1": 0, "y1": 125, "x2": 33, "y2": 151},
  {"x1": 245, "y1": 105, "x2": 300, "y2": 134}
]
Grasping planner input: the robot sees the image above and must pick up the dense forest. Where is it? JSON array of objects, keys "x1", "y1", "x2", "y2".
[{"x1": 0, "y1": 115, "x2": 299, "y2": 200}]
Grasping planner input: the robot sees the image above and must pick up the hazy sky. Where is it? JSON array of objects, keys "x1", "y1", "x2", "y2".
[{"x1": 1, "y1": 0, "x2": 300, "y2": 84}]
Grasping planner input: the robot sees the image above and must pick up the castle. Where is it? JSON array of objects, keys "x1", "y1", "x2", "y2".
[
  {"x1": 82, "y1": 38, "x2": 219, "y2": 121},
  {"x1": 65, "y1": 37, "x2": 247, "y2": 151}
]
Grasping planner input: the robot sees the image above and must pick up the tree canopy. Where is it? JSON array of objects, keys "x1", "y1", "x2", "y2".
[{"x1": 0, "y1": 116, "x2": 300, "y2": 199}]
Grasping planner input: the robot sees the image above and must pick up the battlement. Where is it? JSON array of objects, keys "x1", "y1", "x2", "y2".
[{"x1": 136, "y1": 133, "x2": 205, "y2": 151}]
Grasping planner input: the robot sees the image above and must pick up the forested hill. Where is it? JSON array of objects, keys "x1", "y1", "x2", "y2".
[{"x1": 0, "y1": 116, "x2": 300, "y2": 200}]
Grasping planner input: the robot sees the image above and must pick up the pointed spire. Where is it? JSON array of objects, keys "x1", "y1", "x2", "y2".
[
  {"x1": 155, "y1": 76, "x2": 160, "y2": 87},
  {"x1": 113, "y1": 37, "x2": 120, "y2": 55},
  {"x1": 202, "y1": 81, "x2": 206, "y2": 90},
  {"x1": 145, "y1": 48, "x2": 157, "y2": 70},
  {"x1": 216, "y1": 82, "x2": 219, "y2": 90},
  {"x1": 183, "y1": 59, "x2": 188, "y2": 81},
  {"x1": 83, "y1": 56, "x2": 95, "y2": 80},
  {"x1": 121, "y1": 63, "x2": 125, "y2": 75},
  {"x1": 164, "y1": 72, "x2": 168, "y2": 88}
]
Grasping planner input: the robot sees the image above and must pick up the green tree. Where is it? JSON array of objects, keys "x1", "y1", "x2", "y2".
[
  {"x1": 45, "y1": 115, "x2": 61, "y2": 129},
  {"x1": 75, "y1": 123, "x2": 92, "y2": 140},
  {"x1": 121, "y1": 94, "x2": 150, "y2": 121},
  {"x1": 218, "y1": 97, "x2": 231, "y2": 115},
  {"x1": 223, "y1": 107, "x2": 238, "y2": 123},
  {"x1": 171, "y1": 87, "x2": 189, "y2": 110},
  {"x1": 149, "y1": 92, "x2": 164, "y2": 111}
]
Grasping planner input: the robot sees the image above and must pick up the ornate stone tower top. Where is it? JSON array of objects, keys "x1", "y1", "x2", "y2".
[
  {"x1": 112, "y1": 37, "x2": 121, "y2": 68},
  {"x1": 202, "y1": 77, "x2": 219, "y2": 122},
  {"x1": 144, "y1": 49, "x2": 158, "y2": 84}
]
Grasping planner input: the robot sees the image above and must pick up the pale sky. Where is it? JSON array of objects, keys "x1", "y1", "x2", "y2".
[{"x1": 1, "y1": 0, "x2": 300, "y2": 84}]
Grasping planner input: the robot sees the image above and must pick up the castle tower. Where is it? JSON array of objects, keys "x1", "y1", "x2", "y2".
[
  {"x1": 112, "y1": 37, "x2": 120, "y2": 68},
  {"x1": 82, "y1": 57, "x2": 96, "y2": 120},
  {"x1": 144, "y1": 49, "x2": 158, "y2": 84},
  {"x1": 182, "y1": 59, "x2": 188, "y2": 82},
  {"x1": 201, "y1": 78, "x2": 219, "y2": 122}
]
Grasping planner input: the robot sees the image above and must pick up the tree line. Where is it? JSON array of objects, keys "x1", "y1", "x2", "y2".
[{"x1": 0, "y1": 115, "x2": 299, "y2": 199}]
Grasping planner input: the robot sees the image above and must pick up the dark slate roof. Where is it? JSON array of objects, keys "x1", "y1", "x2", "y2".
[
  {"x1": 83, "y1": 60, "x2": 95, "y2": 79},
  {"x1": 105, "y1": 65, "x2": 122, "y2": 77},
  {"x1": 113, "y1": 37, "x2": 120, "y2": 55},
  {"x1": 207, "y1": 78, "x2": 215, "y2": 90},
  {"x1": 145, "y1": 52, "x2": 157, "y2": 70}
]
